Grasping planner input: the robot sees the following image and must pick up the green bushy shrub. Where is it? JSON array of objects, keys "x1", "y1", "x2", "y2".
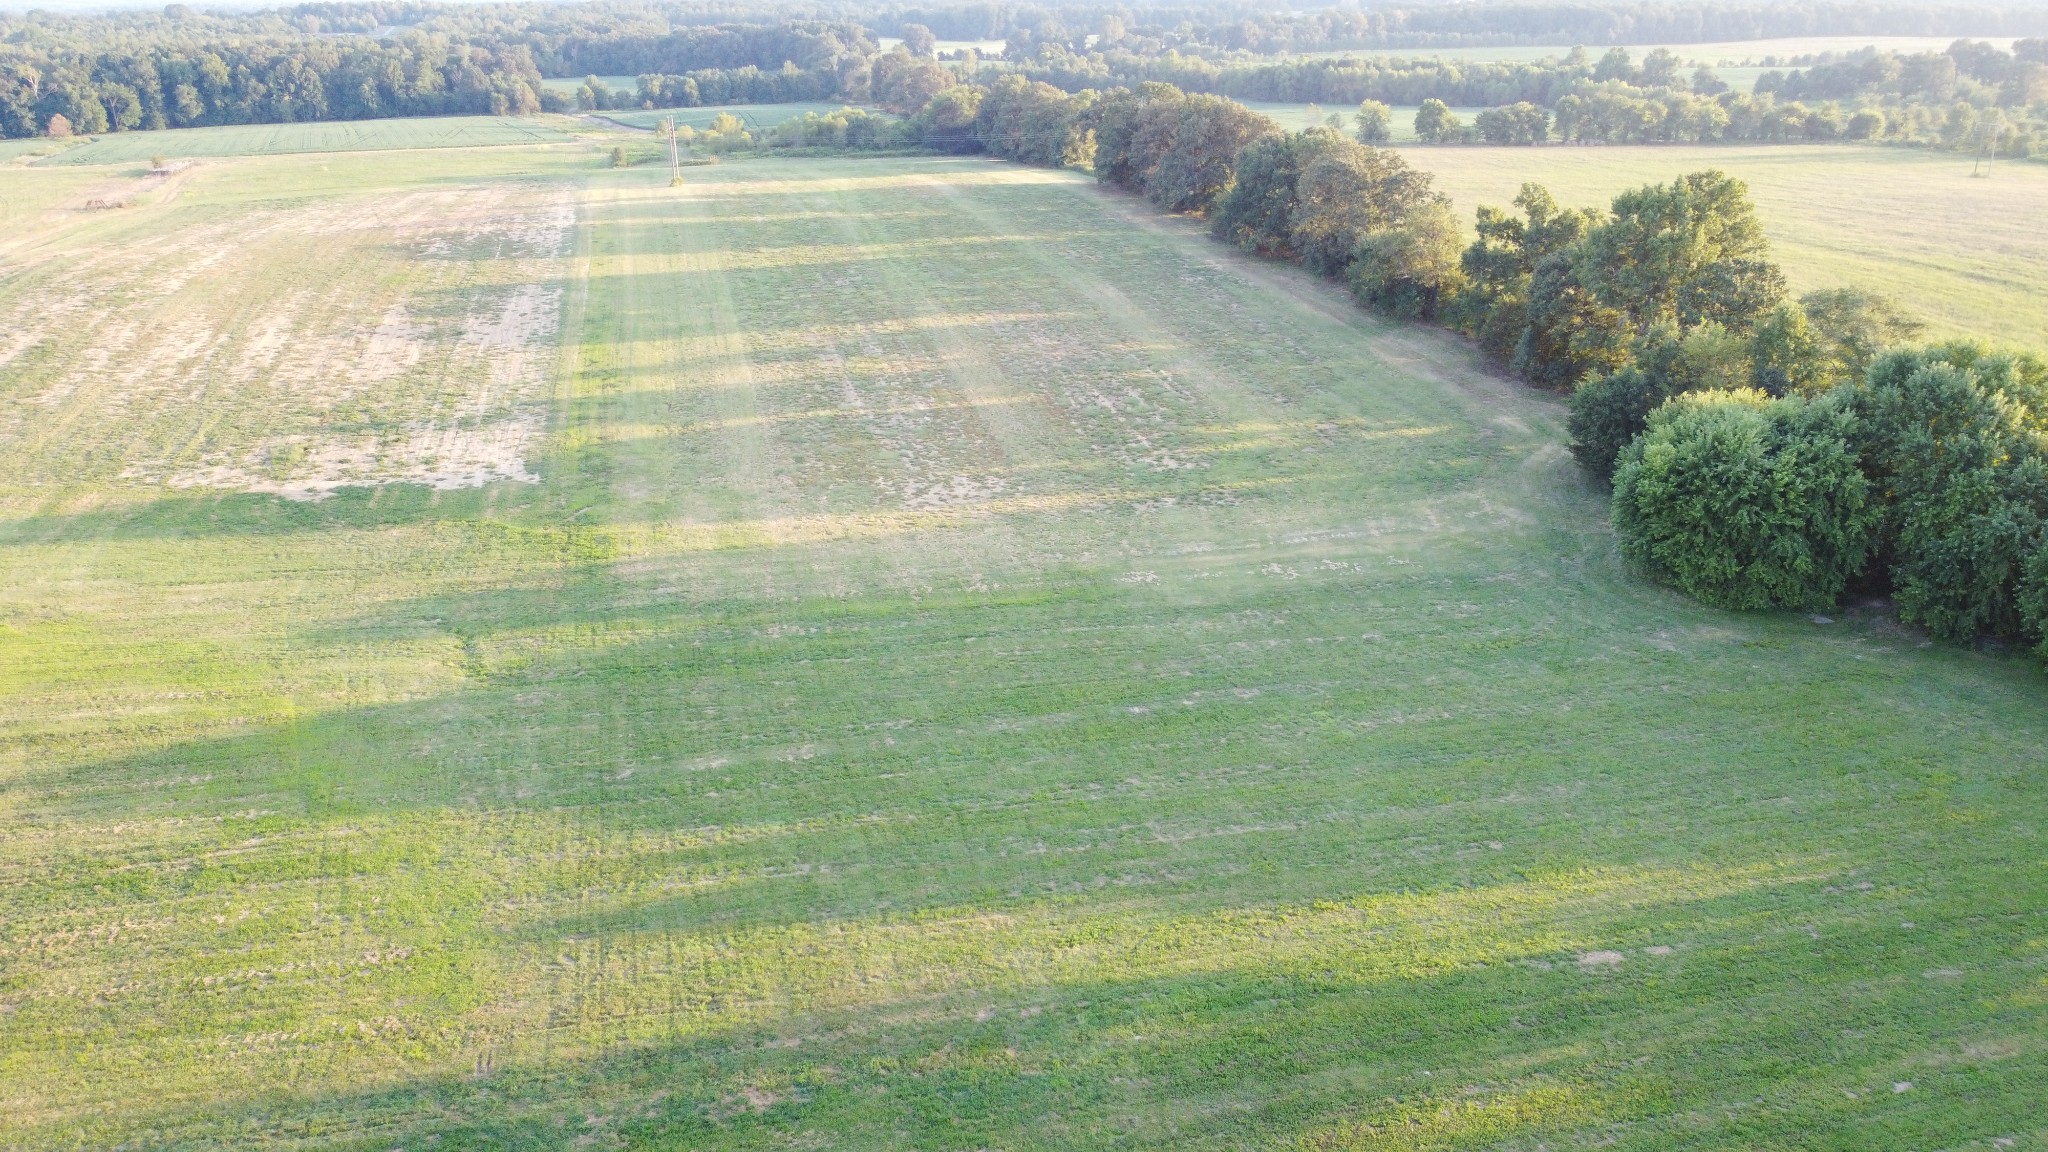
[
  {"x1": 1569, "y1": 363, "x2": 1672, "y2": 480},
  {"x1": 1839, "y1": 343, "x2": 2048, "y2": 639},
  {"x1": 2019, "y1": 542, "x2": 2048, "y2": 657},
  {"x1": 1612, "y1": 389, "x2": 1879, "y2": 611}
]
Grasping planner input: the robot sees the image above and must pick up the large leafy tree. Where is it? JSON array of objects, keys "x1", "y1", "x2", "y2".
[
  {"x1": 976, "y1": 75, "x2": 1091, "y2": 167},
  {"x1": 1353, "y1": 99, "x2": 1391, "y2": 143},
  {"x1": 1452, "y1": 182, "x2": 1601, "y2": 363},
  {"x1": 872, "y1": 49, "x2": 956, "y2": 112},
  {"x1": 1286, "y1": 139, "x2": 1438, "y2": 277},
  {"x1": 1087, "y1": 83, "x2": 1273, "y2": 214},
  {"x1": 1798, "y1": 288, "x2": 1925, "y2": 383},
  {"x1": 1413, "y1": 97, "x2": 1460, "y2": 142},
  {"x1": 1146, "y1": 93, "x2": 1275, "y2": 213},
  {"x1": 1473, "y1": 101, "x2": 1550, "y2": 144},
  {"x1": 1210, "y1": 127, "x2": 1345, "y2": 256},
  {"x1": 914, "y1": 83, "x2": 983, "y2": 152},
  {"x1": 1348, "y1": 198, "x2": 1465, "y2": 321},
  {"x1": 1572, "y1": 170, "x2": 1787, "y2": 336},
  {"x1": 1521, "y1": 170, "x2": 1787, "y2": 395},
  {"x1": 1514, "y1": 251, "x2": 1632, "y2": 390},
  {"x1": 1089, "y1": 82, "x2": 1187, "y2": 195}
]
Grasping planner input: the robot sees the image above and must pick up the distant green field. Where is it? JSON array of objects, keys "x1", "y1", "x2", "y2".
[
  {"x1": 880, "y1": 35, "x2": 1011, "y2": 55},
  {"x1": 1243, "y1": 100, "x2": 1486, "y2": 140},
  {"x1": 0, "y1": 137, "x2": 68, "y2": 163},
  {"x1": 1400, "y1": 142, "x2": 2048, "y2": 347},
  {"x1": 598, "y1": 102, "x2": 861, "y2": 132},
  {"x1": 935, "y1": 38, "x2": 1009, "y2": 54},
  {"x1": 3, "y1": 129, "x2": 2047, "y2": 1149},
  {"x1": 34, "y1": 115, "x2": 573, "y2": 165},
  {"x1": 541, "y1": 74, "x2": 641, "y2": 93}
]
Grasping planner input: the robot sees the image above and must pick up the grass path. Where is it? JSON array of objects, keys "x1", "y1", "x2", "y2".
[{"x1": 0, "y1": 150, "x2": 2044, "y2": 1149}]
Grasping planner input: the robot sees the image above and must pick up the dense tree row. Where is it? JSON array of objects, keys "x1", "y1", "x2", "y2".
[
  {"x1": 769, "y1": 103, "x2": 904, "y2": 148},
  {"x1": 1762, "y1": 37, "x2": 2048, "y2": 104},
  {"x1": 883, "y1": 1, "x2": 2048, "y2": 58},
  {"x1": 522, "y1": 20, "x2": 871, "y2": 78},
  {"x1": 1, "y1": 35, "x2": 546, "y2": 137},
  {"x1": 1548, "y1": 81, "x2": 2046, "y2": 152},
  {"x1": 0, "y1": 6, "x2": 873, "y2": 138},
  {"x1": 1014, "y1": 49, "x2": 1595, "y2": 107},
  {"x1": 8, "y1": 0, "x2": 2044, "y2": 154},
  {"x1": 1029, "y1": 37, "x2": 2047, "y2": 114},
  {"x1": 991, "y1": 39, "x2": 2048, "y2": 155},
  {"x1": 0, "y1": 4, "x2": 870, "y2": 76},
  {"x1": 1090, "y1": 81, "x2": 1276, "y2": 213},
  {"x1": 574, "y1": 61, "x2": 846, "y2": 111}
]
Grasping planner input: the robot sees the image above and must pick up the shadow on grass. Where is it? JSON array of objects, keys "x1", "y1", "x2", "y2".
[
  {"x1": 0, "y1": 482, "x2": 538, "y2": 546},
  {"x1": 25, "y1": 873, "x2": 1808, "y2": 1152},
  {"x1": 38, "y1": 857, "x2": 2035, "y2": 1152}
]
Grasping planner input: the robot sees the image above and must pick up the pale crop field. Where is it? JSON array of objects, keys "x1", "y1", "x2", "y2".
[
  {"x1": 1402, "y1": 143, "x2": 2048, "y2": 346},
  {"x1": 2, "y1": 133, "x2": 2046, "y2": 1151}
]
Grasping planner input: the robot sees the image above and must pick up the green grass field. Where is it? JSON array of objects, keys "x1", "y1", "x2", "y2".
[
  {"x1": 542, "y1": 74, "x2": 643, "y2": 93},
  {"x1": 33, "y1": 115, "x2": 574, "y2": 165},
  {"x1": 1, "y1": 136, "x2": 70, "y2": 163},
  {"x1": 598, "y1": 103, "x2": 860, "y2": 133},
  {"x1": 1401, "y1": 142, "x2": 2048, "y2": 347},
  {"x1": 3, "y1": 132, "x2": 2047, "y2": 1150}
]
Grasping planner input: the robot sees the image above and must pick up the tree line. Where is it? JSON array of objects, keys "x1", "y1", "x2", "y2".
[
  {"x1": 997, "y1": 39, "x2": 2048, "y2": 155},
  {"x1": 857, "y1": 73, "x2": 2048, "y2": 659},
  {"x1": 0, "y1": 7, "x2": 874, "y2": 138},
  {"x1": 3, "y1": 34, "x2": 548, "y2": 137},
  {"x1": 886, "y1": 1, "x2": 2048, "y2": 58},
  {"x1": 7, "y1": 0, "x2": 2043, "y2": 155}
]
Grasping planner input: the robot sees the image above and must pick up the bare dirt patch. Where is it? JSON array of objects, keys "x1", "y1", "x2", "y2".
[{"x1": 2, "y1": 177, "x2": 579, "y2": 495}]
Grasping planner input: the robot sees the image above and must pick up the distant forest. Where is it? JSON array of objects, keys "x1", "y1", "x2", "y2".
[
  {"x1": 882, "y1": 0, "x2": 2048, "y2": 50},
  {"x1": 4, "y1": 0, "x2": 2048, "y2": 139}
]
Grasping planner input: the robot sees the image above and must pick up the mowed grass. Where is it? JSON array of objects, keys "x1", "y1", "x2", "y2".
[
  {"x1": 1401, "y1": 142, "x2": 2048, "y2": 346},
  {"x1": 33, "y1": 114, "x2": 574, "y2": 165},
  {"x1": 1, "y1": 140, "x2": 2046, "y2": 1150}
]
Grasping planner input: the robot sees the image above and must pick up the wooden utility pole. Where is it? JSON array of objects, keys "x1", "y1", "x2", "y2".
[{"x1": 666, "y1": 118, "x2": 683, "y2": 186}]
